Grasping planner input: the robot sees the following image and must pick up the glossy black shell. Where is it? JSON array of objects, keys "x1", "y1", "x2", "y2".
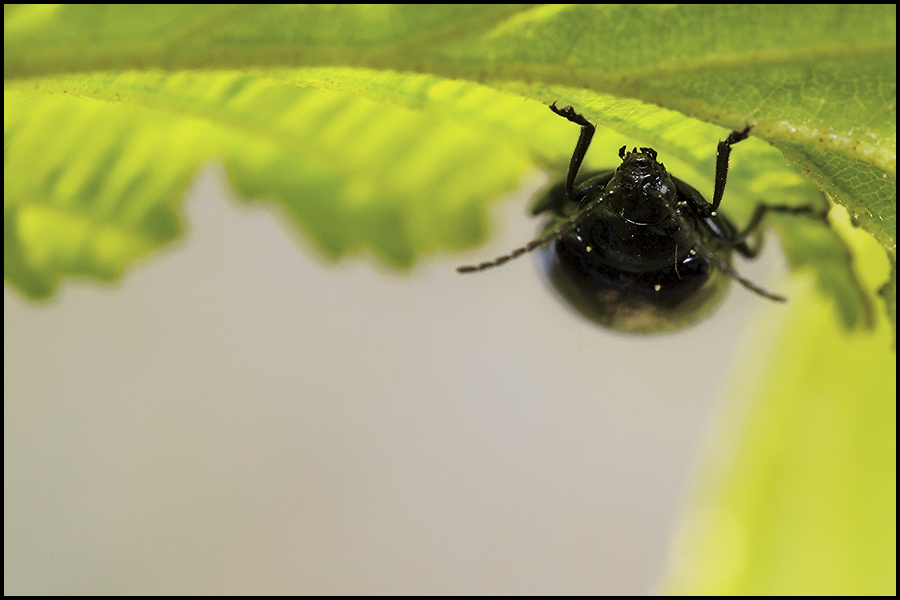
[{"x1": 533, "y1": 149, "x2": 738, "y2": 334}]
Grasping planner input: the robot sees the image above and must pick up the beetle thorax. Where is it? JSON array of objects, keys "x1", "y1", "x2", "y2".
[{"x1": 603, "y1": 151, "x2": 678, "y2": 225}]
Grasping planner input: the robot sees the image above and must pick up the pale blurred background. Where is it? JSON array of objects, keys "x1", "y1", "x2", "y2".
[{"x1": 4, "y1": 165, "x2": 783, "y2": 594}]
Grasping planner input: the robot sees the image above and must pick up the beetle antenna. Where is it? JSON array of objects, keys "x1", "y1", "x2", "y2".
[
  {"x1": 457, "y1": 103, "x2": 599, "y2": 274},
  {"x1": 683, "y1": 125, "x2": 786, "y2": 301},
  {"x1": 652, "y1": 190, "x2": 787, "y2": 302},
  {"x1": 456, "y1": 189, "x2": 615, "y2": 273}
]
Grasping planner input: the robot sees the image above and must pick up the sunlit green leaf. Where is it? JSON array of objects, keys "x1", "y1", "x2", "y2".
[
  {"x1": 3, "y1": 5, "x2": 896, "y2": 595},
  {"x1": 664, "y1": 223, "x2": 895, "y2": 595},
  {"x1": 4, "y1": 5, "x2": 894, "y2": 329}
]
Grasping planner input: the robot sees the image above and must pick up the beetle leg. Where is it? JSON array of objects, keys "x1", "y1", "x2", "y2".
[
  {"x1": 730, "y1": 203, "x2": 827, "y2": 258},
  {"x1": 652, "y1": 188, "x2": 788, "y2": 302},
  {"x1": 711, "y1": 126, "x2": 751, "y2": 213},
  {"x1": 457, "y1": 105, "x2": 604, "y2": 274},
  {"x1": 549, "y1": 103, "x2": 595, "y2": 202}
]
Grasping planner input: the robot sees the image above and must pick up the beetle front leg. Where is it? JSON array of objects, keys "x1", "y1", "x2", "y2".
[
  {"x1": 549, "y1": 103, "x2": 595, "y2": 202},
  {"x1": 711, "y1": 126, "x2": 752, "y2": 214}
]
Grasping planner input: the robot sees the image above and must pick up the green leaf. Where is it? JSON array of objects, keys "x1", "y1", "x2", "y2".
[
  {"x1": 4, "y1": 5, "x2": 894, "y2": 329},
  {"x1": 664, "y1": 224, "x2": 896, "y2": 595},
  {"x1": 3, "y1": 6, "x2": 897, "y2": 594},
  {"x1": 4, "y1": 71, "x2": 543, "y2": 295}
]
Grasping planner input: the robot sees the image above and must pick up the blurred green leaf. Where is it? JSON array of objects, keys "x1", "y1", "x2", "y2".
[
  {"x1": 664, "y1": 222, "x2": 895, "y2": 595},
  {"x1": 4, "y1": 5, "x2": 894, "y2": 329},
  {"x1": 3, "y1": 6, "x2": 897, "y2": 594}
]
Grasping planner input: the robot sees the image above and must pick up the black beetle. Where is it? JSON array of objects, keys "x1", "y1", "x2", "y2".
[{"x1": 458, "y1": 103, "x2": 814, "y2": 334}]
